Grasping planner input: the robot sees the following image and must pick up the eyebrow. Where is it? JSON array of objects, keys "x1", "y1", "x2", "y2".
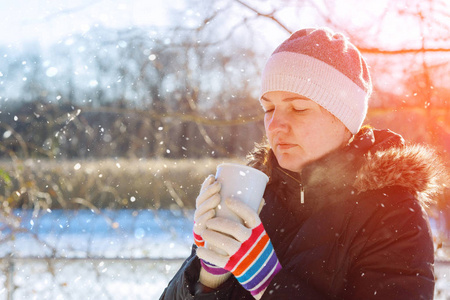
[{"x1": 260, "y1": 96, "x2": 311, "y2": 102}]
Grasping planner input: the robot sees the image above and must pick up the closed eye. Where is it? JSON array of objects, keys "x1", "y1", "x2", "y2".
[{"x1": 263, "y1": 107, "x2": 274, "y2": 114}]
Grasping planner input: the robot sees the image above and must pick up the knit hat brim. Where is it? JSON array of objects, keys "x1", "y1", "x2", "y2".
[{"x1": 261, "y1": 52, "x2": 368, "y2": 134}]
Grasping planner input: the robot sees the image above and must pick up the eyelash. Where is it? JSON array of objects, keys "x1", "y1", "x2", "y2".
[{"x1": 264, "y1": 108, "x2": 307, "y2": 114}]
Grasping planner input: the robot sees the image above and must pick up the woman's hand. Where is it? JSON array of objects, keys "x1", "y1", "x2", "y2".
[
  {"x1": 193, "y1": 175, "x2": 231, "y2": 289},
  {"x1": 193, "y1": 175, "x2": 221, "y2": 247},
  {"x1": 197, "y1": 198, "x2": 282, "y2": 299}
]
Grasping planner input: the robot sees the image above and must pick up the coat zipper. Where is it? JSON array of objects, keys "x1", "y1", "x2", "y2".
[
  {"x1": 277, "y1": 167, "x2": 305, "y2": 204},
  {"x1": 300, "y1": 182, "x2": 305, "y2": 204},
  {"x1": 299, "y1": 172, "x2": 304, "y2": 204}
]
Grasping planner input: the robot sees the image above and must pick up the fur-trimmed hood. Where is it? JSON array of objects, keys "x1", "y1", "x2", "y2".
[{"x1": 248, "y1": 127, "x2": 447, "y2": 207}]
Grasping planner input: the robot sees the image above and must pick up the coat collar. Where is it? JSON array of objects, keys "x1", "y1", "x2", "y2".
[{"x1": 248, "y1": 126, "x2": 446, "y2": 207}]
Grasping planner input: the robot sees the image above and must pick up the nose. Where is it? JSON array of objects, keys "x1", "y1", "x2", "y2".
[{"x1": 266, "y1": 108, "x2": 288, "y2": 133}]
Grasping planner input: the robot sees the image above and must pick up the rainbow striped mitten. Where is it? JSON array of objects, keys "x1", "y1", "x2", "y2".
[
  {"x1": 196, "y1": 197, "x2": 282, "y2": 298},
  {"x1": 193, "y1": 228, "x2": 205, "y2": 247}
]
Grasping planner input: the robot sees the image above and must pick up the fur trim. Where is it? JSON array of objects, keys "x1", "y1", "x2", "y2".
[
  {"x1": 247, "y1": 131, "x2": 447, "y2": 207},
  {"x1": 354, "y1": 144, "x2": 447, "y2": 206}
]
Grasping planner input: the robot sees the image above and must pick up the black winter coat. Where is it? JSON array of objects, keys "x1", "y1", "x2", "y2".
[{"x1": 160, "y1": 127, "x2": 441, "y2": 299}]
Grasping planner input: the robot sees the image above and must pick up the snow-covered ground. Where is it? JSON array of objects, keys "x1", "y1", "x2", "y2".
[{"x1": 0, "y1": 209, "x2": 448, "y2": 299}]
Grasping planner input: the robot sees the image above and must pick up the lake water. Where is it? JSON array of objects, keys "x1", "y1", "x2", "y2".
[
  {"x1": 0, "y1": 209, "x2": 448, "y2": 299},
  {"x1": 1, "y1": 209, "x2": 194, "y2": 259}
]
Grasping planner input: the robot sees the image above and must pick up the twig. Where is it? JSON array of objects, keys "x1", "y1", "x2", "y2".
[{"x1": 234, "y1": 0, "x2": 292, "y2": 34}]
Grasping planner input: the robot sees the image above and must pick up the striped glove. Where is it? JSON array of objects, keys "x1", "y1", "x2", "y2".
[
  {"x1": 193, "y1": 175, "x2": 231, "y2": 288},
  {"x1": 196, "y1": 197, "x2": 282, "y2": 299}
]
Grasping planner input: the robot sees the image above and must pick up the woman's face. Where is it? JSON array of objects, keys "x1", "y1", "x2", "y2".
[{"x1": 261, "y1": 91, "x2": 352, "y2": 173}]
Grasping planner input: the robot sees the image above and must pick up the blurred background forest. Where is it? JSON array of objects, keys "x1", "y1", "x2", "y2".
[{"x1": 0, "y1": 0, "x2": 450, "y2": 250}]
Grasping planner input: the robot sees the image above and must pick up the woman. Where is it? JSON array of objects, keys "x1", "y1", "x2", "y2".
[{"x1": 160, "y1": 27, "x2": 444, "y2": 299}]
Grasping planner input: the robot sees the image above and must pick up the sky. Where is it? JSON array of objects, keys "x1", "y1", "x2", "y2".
[
  {"x1": 0, "y1": 0, "x2": 178, "y2": 48},
  {"x1": 0, "y1": 0, "x2": 400, "y2": 47},
  {"x1": 0, "y1": 0, "x2": 444, "y2": 51}
]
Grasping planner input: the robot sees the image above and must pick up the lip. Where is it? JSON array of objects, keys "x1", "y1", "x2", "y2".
[{"x1": 276, "y1": 143, "x2": 297, "y2": 150}]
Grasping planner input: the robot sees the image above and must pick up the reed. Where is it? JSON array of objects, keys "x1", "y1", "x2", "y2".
[{"x1": 0, "y1": 158, "x2": 244, "y2": 210}]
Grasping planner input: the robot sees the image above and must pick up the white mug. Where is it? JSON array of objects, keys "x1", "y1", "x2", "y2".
[{"x1": 214, "y1": 163, "x2": 269, "y2": 224}]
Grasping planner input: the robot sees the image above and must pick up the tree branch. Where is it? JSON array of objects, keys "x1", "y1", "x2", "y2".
[
  {"x1": 234, "y1": 0, "x2": 293, "y2": 34},
  {"x1": 359, "y1": 47, "x2": 450, "y2": 55}
]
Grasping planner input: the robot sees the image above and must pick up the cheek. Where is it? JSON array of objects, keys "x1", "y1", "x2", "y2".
[
  {"x1": 328, "y1": 117, "x2": 349, "y2": 137},
  {"x1": 302, "y1": 115, "x2": 348, "y2": 149},
  {"x1": 321, "y1": 119, "x2": 349, "y2": 147}
]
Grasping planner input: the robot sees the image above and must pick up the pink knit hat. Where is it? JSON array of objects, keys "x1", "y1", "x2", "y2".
[{"x1": 260, "y1": 28, "x2": 372, "y2": 134}]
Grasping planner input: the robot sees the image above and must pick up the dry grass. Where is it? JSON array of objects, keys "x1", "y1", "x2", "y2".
[{"x1": 0, "y1": 158, "x2": 244, "y2": 210}]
